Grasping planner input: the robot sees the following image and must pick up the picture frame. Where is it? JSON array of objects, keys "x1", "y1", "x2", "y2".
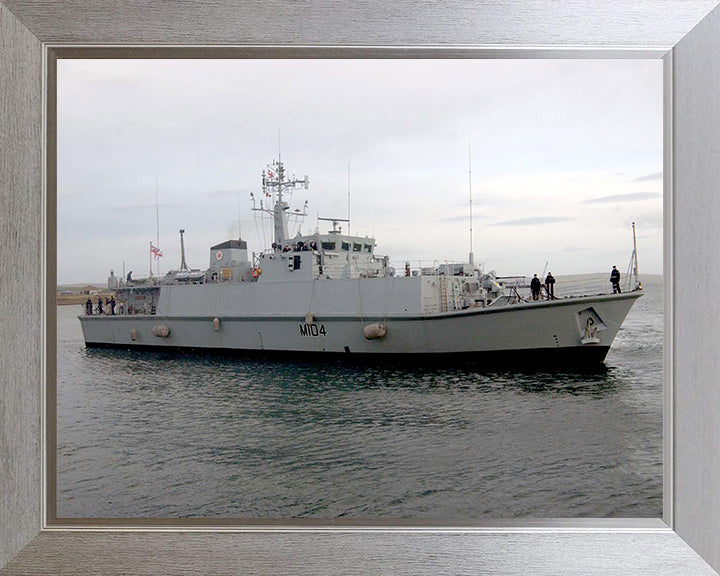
[{"x1": 2, "y1": 1, "x2": 720, "y2": 574}]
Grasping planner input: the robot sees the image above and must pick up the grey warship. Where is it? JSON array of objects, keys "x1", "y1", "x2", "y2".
[{"x1": 79, "y1": 159, "x2": 642, "y2": 365}]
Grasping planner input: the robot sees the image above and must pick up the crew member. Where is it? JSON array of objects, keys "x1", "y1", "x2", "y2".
[
  {"x1": 610, "y1": 266, "x2": 621, "y2": 293},
  {"x1": 85, "y1": 297, "x2": 93, "y2": 315},
  {"x1": 97, "y1": 297, "x2": 104, "y2": 315},
  {"x1": 530, "y1": 274, "x2": 541, "y2": 300},
  {"x1": 545, "y1": 272, "x2": 556, "y2": 299}
]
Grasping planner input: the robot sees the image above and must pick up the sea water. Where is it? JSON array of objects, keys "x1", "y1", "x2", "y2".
[{"x1": 56, "y1": 275, "x2": 662, "y2": 518}]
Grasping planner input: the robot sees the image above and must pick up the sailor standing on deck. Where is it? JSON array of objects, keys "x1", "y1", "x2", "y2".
[
  {"x1": 530, "y1": 274, "x2": 541, "y2": 300},
  {"x1": 545, "y1": 272, "x2": 556, "y2": 299},
  {"x1": 610, "y1": 266, "x2": 621, "y2": 293}
]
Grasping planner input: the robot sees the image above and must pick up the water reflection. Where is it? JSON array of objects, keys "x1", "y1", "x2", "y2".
[{"x1": 82, "y1": 346, "x2": 622, "y2": 399}]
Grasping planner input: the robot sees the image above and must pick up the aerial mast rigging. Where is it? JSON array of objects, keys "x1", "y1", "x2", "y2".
[{"x1": 251, "y1": 159, "x2": 309, "y2": 248}]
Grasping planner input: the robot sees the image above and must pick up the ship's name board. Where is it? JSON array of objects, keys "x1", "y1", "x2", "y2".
[{"x1": 299, "y1": 323, "x2": 327, "y2": 337}]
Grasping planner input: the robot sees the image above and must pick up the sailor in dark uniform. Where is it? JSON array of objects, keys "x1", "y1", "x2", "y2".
[
  {"x1": 610, "y1": 266, "x2": 621, "y2": 293},
  {"x1": 530, "y1": 274, "x2": 541, "y2": 300},
  {"x1": 544, "y1": 272, "x2": 556, "y2": 299}
]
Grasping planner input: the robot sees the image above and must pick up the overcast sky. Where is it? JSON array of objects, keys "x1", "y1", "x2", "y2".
[{"x1": 57, "y1": 59, "x2": 662, "y2": 285}]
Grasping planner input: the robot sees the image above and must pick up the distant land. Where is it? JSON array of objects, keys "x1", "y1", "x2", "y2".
[
  {"x1": 556, "y1": 272, "x2": 662, "y2": 282},
  {"x1": 57, "y1": 283, "x2": 110, "y2": 306},
  {"x1": 58, "y1": 282, "x2": 108, "y2": 290}
]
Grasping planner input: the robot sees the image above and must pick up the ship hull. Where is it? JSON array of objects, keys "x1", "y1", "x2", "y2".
[
  {"x1": 83, "y1": 340, "x2": 610, "y2": 368},
  {"x1": 79, "y1": 292, "x2": 641, "y2": 366}
]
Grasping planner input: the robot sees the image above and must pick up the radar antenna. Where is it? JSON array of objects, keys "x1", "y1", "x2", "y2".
[{"x1": 318, "y1": 216, "x2": 349, "y2": 234}]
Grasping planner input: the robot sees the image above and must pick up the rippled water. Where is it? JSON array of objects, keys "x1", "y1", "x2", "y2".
[{"x1": 56, "y1": 276, "x2": 662, "y2": 519}]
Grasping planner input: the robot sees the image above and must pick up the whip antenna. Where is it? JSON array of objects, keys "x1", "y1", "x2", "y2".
[
  {"x1": 155, "y1": 174, "x2": 160, "y2": 277},
  {"x1": 468, "y1": 142, "x2": 474, "y2": 265}
]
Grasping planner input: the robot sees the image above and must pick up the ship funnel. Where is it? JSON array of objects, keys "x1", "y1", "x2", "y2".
[{"x1": 179, "y1": 228, "x2": 188, "y2": 271}]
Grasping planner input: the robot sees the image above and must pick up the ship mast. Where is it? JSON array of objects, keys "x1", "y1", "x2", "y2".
[
  {"x1": 273, "y1": 160, "x2": 289, "y2": 244},
  {"x1": 630, "y1": 221, "x2": 640, "y2": 290},
  {"x1": 252, "y1": 159, "x2": 309, "y2": 248}
]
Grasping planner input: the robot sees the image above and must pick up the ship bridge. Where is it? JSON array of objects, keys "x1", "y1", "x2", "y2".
[{"x1": 257, "y1": 231, "x2": 388, "y2": 282}]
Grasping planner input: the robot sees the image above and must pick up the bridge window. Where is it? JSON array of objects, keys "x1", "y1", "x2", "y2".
[
  {"x1": 364, "y1": 244, "x2": 372, "y2": 253},
  {"x1": 353, "y1": 243, "x2": 362, "y2": 252},
  {"x1": 321, "y1": 241, "x2": 336, "y2": 251},
  {"x1": 341, "y1": 242, "x2": 350, "y2": 251}
]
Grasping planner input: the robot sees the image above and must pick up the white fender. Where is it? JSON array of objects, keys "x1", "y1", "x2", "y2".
[
  {"x1": 363, "y1": 323, "x2": 386, "y2": 340},
  {"x1": 130, "y1": 329, "x2": 137, "y2": 341},
  {"x1": 152, "y1": 325, "x2": 170, "y2": 338},
  {"x1": 213, "y1": 317, "x2": 220, "y2": 332}
]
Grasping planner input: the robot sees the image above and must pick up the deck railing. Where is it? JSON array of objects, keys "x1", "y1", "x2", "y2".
[{"x1": 551, "y1": 277, "x2": 613, "y2": 298}]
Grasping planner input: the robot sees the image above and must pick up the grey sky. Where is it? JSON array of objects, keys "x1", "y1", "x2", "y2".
[
  {"x1": 583, "y1": 192, "x2": 662, "y2": 204},
  {"x1": 57, "y1": 59, "x2": 663, "y2": 284},
  {"x1": 633, "y1": 171, "x2": 663, "y2": 182}
]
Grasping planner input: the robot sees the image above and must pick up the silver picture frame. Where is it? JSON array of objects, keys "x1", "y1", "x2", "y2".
[{"x1": 2, "y1": 1, "x2": 720, "y2": 574}]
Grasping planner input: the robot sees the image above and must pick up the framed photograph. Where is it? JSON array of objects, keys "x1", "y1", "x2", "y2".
[{"x1": 2, "y1": 2, "x2": 720, "y2": 574}]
